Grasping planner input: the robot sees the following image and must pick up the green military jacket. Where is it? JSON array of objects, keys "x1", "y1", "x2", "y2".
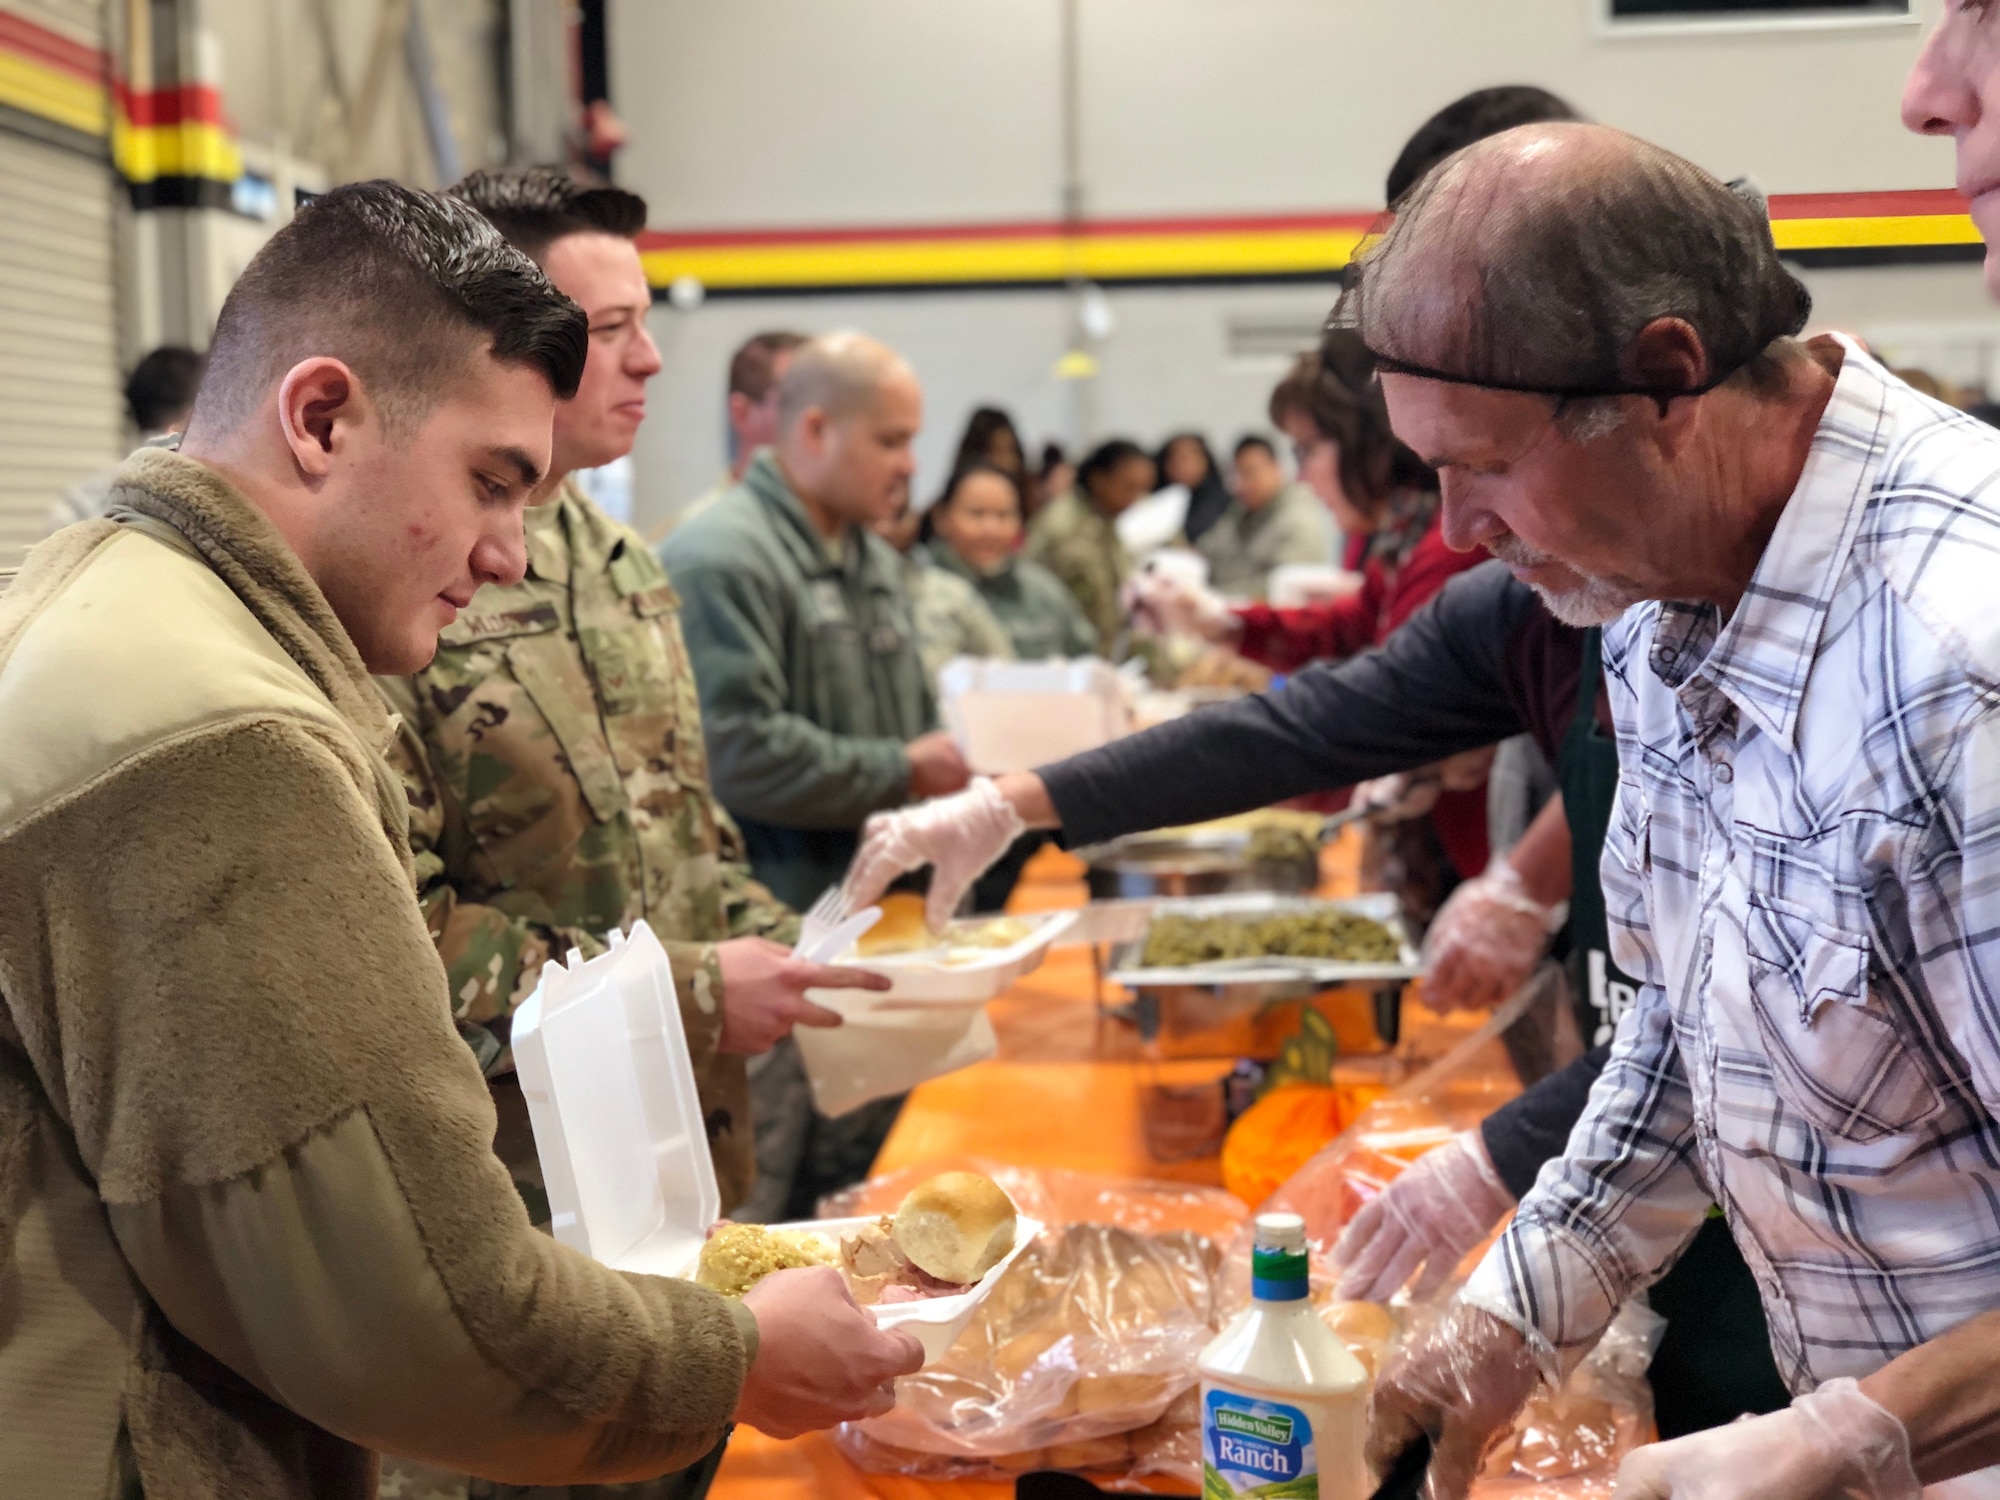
[
  {"x1": 922, "y1": 538, "x2": 1099, "y2": 660},
  {"x1": 1023, "y1": 488, "x2": 1131, "y2": 656},
  {"x1": 902, "y1": 549, "x2": 1013, "y2": 680},
  {"x1": 379, "y1": 481, "x2": 795, "y2": 1215},
  {"x1": 660, "y1": 451, "x2": 936, "y2": 910},
  {"x1": 1196, "y1": 481, "x2": 1338, "y2": 599}
]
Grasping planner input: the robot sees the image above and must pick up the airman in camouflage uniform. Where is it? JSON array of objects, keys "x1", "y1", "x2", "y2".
[
  {"x1": 379, "y1": 478, "x2": 797, "y2": 1220},
  {"x1": 1023, "y1": 487, "x2": 1133, "y2": 656},
  {"x1": 901, "y1": 549, "x2": 1013, "y2": 680}
]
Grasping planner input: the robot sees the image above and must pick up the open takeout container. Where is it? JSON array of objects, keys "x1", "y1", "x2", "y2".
[
  {"x1": 809, "y1": 909, "x2": 1079, "y2": 1014},
  {"x1": 511, "y1": 921, "x2": 1039, "y2": 1364}
]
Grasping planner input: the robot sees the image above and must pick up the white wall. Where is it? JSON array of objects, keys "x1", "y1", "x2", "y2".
[
  {"x1": 614, "y1": 0, "x2": 1952, "y2": 224},
  {"x1": 613, "y1": 0, "x2": 1981, "y2": 534}
]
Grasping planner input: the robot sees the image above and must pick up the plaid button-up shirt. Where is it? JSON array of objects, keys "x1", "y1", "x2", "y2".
[{"x1": 1464, "y1": 341, "x2": 2000, "y2": 1393}]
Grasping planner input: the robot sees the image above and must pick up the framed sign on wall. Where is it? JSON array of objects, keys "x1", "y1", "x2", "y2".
[{"x1": 1599, "y1": 0, "x2": 1914, "y2": 35}]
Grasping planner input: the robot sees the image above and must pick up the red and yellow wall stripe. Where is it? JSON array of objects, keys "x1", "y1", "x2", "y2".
[
  {"x1": 640, "y1": 189, "x2": 1984, "y2": 299},
  {"x1": 0, "y1": 8, "x2": 241, "y2": 207}
]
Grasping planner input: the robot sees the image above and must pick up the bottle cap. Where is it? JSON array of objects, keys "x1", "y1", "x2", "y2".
[{"x1": 1251, "y1": 1211, "x2": 1309, "y2": 1300}]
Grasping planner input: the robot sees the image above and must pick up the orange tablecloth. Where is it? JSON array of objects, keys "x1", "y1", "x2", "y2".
[{"x1": 711, "y1": 839, "x2": 1370, "y2": 1499}]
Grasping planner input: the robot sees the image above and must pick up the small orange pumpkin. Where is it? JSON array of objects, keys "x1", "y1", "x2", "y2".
[{"x1": 1221, "y1": 1083, "x2": 1354, "y2": 1209}]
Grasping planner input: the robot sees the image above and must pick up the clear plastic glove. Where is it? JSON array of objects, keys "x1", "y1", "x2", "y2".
[
  {"x1": 1123, "y1": 564, "x2": 1237, "y2": 642},
  {"x1": 1613, "y1": 1378, "x2": 1920, "y2": 1500},
  {"x1": 735, "y1": 1265, "x2": 926, "y2": 1438},
  {"x1": 1421, "y1": 863, "x2": 1567, "y2": 1013},
  {"x1": 1368, "y1": 1301, "x2": 1544, "y2": 1500},
  {"x1": 1333, "y1": 1130, "x2": 1515, "y2": 1302},
  {"x1": 1351, "y1": 770, "x2": 1444, "y2": 823},
  {"x1": 842, "y1": 777, "x2": 1028, "y2": 933}
]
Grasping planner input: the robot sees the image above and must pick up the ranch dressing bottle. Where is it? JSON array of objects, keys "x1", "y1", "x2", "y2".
[{"x1": 1198, "y1": 1212, "x2": 1370, "y2": 1500}]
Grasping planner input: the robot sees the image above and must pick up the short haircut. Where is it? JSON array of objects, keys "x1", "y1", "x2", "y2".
[
  {"x1": 1269, "y1": 331, "x2": 1436, "y2": 512},
  {"x1": 1233, "y1": 434, "x2": 1276, "y2": 463},
  {"x1": 1335, "y1": 124, "x2": 1811, "y2": 426},
  {"x1": 125, "y1": 345, "x2": 206, "y2": 432},
  {"x1": 1385, "y1": 85, "x2": 1581, "y2": 205},
  {"x1": 775, "y1": 332, "x2": 910, "y2": 432},
  {"x1": 1076, "y1": 438, "x2": 1150, "y2": 494},
  {"x1": 449, "y1": 167, "x2": 648, "y2": 263},
  {"x1": 730, "y1": 331, "x2": 808, "y2": 402},
  {"x1": 190, "y1": 179, "x2": 587, "y2": 442}
]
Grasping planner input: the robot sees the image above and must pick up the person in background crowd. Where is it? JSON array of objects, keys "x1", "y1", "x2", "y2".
[
  {"x1": 47, "y1": 344, "x2": 208, "y2": 532},
  {"x1": 1156, "y1": 430, "x2": 1234, "y2": 543},
  {"x1": 870, "y1": 484, "x2": 1013, "y2": 682},
  {"x1": 1196, "y1": 433, "x2": 1339, "y2": 598},
  {"x1": 664, "y1": 331, "x2": 970, "y2": 1223},
  {"x1": 952, "y1": 404, "x2": 1028, "y2": 485},
  {"x1": 0, "y1": 178, "x2": 919, "y2": 1500},
  {"x1": 379, "y1": 163, "x2": 891, "y2": 1500},
  {"x1": 923, "y1": 460, "x2": 1096, "y2": 661},
  {"x1": 1032, "y1": 440, "x2": 1073, "y2": 521},
  {"x1": 657, "y1": 328, "x2": 807, "y2": 540},
  {"x1": 1025, "y1": 436, "x2": 1154, "y2": 654}
]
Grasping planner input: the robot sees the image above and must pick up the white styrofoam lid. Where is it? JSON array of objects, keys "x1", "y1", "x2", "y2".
[{"x1": 510, "y1": 921, "x2": 719, "y2": 1278}]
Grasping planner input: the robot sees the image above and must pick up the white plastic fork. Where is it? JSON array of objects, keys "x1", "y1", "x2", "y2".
[{"x1": 793, "y1": 885, "x2": 881, "y2": 965}]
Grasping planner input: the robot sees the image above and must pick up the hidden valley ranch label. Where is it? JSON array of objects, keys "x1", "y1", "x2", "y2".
[{"x1": 1203, "y1": 1388, "x2": 1317, "y2": 1499}]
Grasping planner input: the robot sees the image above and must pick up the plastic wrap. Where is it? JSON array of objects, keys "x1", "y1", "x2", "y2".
[
  {"x1": 824, "y1": 1163, "x2": 1246, "y2": 1487},
  {"x1": 1475, "y1": 1302, "x2": 1664, "y2": 1497}
]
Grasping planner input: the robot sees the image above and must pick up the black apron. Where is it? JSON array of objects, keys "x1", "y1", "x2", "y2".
[{"x1": 1558, "y1": 629, "x2": 1790, "y2": 1439}]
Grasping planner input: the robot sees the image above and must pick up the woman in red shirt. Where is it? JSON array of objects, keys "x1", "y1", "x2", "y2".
[
  {"x1": 1235, "y1": 329, "x2": 1486, "y2": 672},
  {"x1": 1139, "y1": 329, "x2": 1490, "y2": 898}
]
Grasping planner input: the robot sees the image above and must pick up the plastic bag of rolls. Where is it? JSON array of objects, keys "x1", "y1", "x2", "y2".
[{"x1": 821, "y1": 1164, "x2": 1246, "y2": 1489}]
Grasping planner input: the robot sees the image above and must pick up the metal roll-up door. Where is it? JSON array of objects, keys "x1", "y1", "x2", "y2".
[{"x1": 0, "y1": 124, "x2": 121, "y2": 572}]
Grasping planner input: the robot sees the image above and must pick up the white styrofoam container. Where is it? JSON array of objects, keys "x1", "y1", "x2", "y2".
[
  {"x1": 1267, "y1": 562, "x2": 1364, "y2": 609},
  {"x1": 699, "y1": 1212, "x2": 1043, "y2": 1364},
  {"x1": 511, "y1": 921, "x2": 1037, "y2": 1364},
  {"x1": 806, "y1": 908, "x2": 1079, "y2": 1013},
  {"x1": 937, "y1": 657, "x2": 1130, "y2": 775}
]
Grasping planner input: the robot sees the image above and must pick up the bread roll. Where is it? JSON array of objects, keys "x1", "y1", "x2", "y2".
[
  {"x1": 892, "y1": 1170, "x2": 1018, "y2": 1284},
  {"x1": 855, "y1": 892, "x2": 935, "y2": 957}
]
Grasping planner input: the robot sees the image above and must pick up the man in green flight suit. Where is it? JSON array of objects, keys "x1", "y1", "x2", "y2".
[
  {"x1": 660, "y1": 333, "x2": 972, "y2": 1223},
  {"x1": 660, "y1": 332, "x2": 971, "y2": 914},
  {"x1": 375, "y1": 172, "x2": 889, "y2": 1500}
]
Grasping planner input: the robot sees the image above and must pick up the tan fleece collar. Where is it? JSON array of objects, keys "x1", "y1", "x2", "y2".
[{"x1": 104, "y1": 448, "x2": 395, "y2": 757}]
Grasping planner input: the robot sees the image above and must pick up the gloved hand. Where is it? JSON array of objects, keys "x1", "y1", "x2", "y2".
[
  {"x1": 1123, "y1": 564, "x2": 1237, "y2": 642},
  {"x1": 1333, "y1": 1130, "x2": 1515, "y2": 1302},
  {"x1": 842, "y1": 777, "x2": 1028, "y2": 933},
  {"x1": 1613, "y1": 1378, "x2": 1920, "y2": 1500},
  {"x1": 1421, "y1": 863, "x2": 1567, "y2": 1013},
  {"x1": 1350, "y1": 770, "x2": 1444, "y2": 823},
  {"x1": 1368, "y1": 1300, "x2": 1543, "y2": 1500}
]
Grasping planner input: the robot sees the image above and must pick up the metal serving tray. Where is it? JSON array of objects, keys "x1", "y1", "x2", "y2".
[{"x1": 1105, "y1": 890, "x2": 1421, "y2": 991}]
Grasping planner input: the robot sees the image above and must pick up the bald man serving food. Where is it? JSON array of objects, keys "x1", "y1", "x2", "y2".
[{"x1": 1310, "y1": 121, "x2": 2000, "y2": 1500}]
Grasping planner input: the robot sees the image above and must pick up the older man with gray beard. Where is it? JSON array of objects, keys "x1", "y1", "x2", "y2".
[{"x1": 1344, "y1": 123, "x2": 2000, "y2": 1500}]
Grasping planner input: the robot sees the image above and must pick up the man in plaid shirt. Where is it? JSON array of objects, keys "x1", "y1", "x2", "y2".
[{"x1": 1347, "y1": 116, "x2": 2000, "y2": 1499}]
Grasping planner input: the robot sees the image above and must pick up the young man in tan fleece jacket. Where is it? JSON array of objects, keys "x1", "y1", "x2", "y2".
[{"x1": 0, "y1": 180, "x2": 919, "y2": 1500}]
